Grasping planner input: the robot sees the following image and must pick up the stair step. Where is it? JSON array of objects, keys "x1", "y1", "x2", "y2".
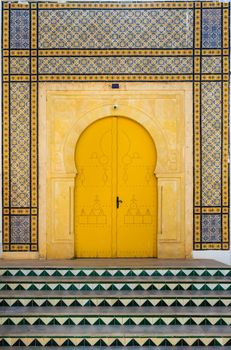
[
  {"x1": 0, "y1": 289, "x2": 229, "y2": 297},
  {"x1": 1, "y1": 297, "x2": 230, "y2": 307},
  {"x1": 1, "y1": 306, "x2": 231, "y2": 315},
  {"x1": 1, "y1": 281, "x2": 230, "y2": 292},
  {"x1": 1, "y1": 324, "x2": 231, "y2": 335},
  {"x1": 1, "y1": 325, "x2": 231, "y2": 347},
  {"x1": 1, "y1": 275, "x2": 230, "y2": 281},
  {"x1": 1, "y1": 313, "x2": 230, "y2": 326},
  {"x1": 1, "y1": 267, "x2": 230, "y2": 277},
  {"x1": 3, "y1": 347, "x2": 228, "y2": 350}
]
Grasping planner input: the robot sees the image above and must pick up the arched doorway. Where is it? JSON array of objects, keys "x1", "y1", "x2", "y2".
[{"x1": 75, "y1": 116, "x2": 157, "y2": 257}]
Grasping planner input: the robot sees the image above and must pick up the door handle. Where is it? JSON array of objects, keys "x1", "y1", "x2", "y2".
[{"x1": 116, "y1": 196, "x2": 123, "y2": 209}]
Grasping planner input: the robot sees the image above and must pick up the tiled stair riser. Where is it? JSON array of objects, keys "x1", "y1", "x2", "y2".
[
  {"x1": 1, "y1": 316, "x2": 231, "y2": 326},
  {"x1": 0, "y1": 268, "x2": 230, "y2": 277},
  {"x1": 0, "y1": 284, "x2": 230, "y2": 292},
  {"x1": 1, "y1": 281, "x2": 230, "y2": 291},
  {"x1": 0, "y1": 348, "x2": 226, "y2": 350},
  {"x1": 1, "y1": 297, "x2": 230, "y2": 307},
  {"x1": 1, "y1": 335, "x2": 231, "y2": 347}
]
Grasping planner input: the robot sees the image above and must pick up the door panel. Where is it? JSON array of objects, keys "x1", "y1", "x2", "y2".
[
  {"x1": 117, "y1": 118, "x2": 157, "y2": 257},
  {"x1": 75, "y1": 117, "x2": 157, "y2": 257},
  {"x1": 46, "y1": 178, "x2": 74, "y2": 259},
  {"x1": 159, "y1": 179, "x2": 181, "y2": 241},
  {"x1": 75, "y1": 118, "x2": 114, "y2": 257}
]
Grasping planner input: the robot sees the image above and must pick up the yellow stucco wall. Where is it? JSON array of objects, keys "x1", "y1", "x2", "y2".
[{"x1": 35, "y1": 82, "x2": 193, "y2": 259}]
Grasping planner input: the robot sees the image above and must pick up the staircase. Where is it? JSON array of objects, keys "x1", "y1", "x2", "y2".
[{"x1": 0, "y1": 265, "x2": 230, "y2": 348}]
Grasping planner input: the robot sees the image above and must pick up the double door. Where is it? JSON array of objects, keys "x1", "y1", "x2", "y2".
[{"x1": 75, "y1": 116, "x2": 157, "y2": 257}]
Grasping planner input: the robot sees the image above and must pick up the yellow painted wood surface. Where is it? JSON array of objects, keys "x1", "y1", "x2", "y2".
[{"x1": 75, "y1": 117, "x2": 157, "y2": 257}]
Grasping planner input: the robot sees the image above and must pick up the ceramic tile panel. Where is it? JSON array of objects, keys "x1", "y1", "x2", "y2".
[
  {"x1": 201, "y1": 214, "x2": 222, "y2": 243},
  {"x1": 10, "y1": 83, "x2": 30, "y2": 208},
  {"x1": 202, "y1": 9, "x2": 222, "y2": 48},
  {"x1": 1, "y1": 336, "x2": 230, "y2": 347},
  {"x1": 201, "y1": 82, "x2": 222, "y2": 207},
  {"x1": 1, "y1": 1, "x2": 230, "y2": 251},
  {"x1": 10, "y1": 216, "x2": 30, "y2": 243},
  {"x1": 38, "y1": 9, "x2": 194, "y2": 49},
  {"x1": 10, "y1": 10, "x2": 30, "y2": 49},
  {"x1": 10, "y1": 57, "x2": 30, "y2": 75},
  {"x1": 39, "y1": 56, "x2": 193, "y2": 75},
  {"x1": 201, "y1": 57, "x2": 222, "y2": 74}
]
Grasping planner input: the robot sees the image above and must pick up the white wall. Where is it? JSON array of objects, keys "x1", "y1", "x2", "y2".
[{"x1": 193, "y1": 250, "x2": 231, "y2": 266}]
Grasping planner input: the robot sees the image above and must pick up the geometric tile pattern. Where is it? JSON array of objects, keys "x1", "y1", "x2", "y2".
[
  {"x1": 38, "y1": 9, "x2": 194, "y2": 49},
  {"x1": 201, "y1": 57, "x2": 222, "y2": 74},
  {"x1": 202, "y1": 9, "x2": 222, "y2": 48},
  {"x1": 39, "y1": 56, "x2": 193, "y2": 75},
  {"x1": 10, "y1": 10, "x2": 30, "y2": 49},
  {"x1": 1, "y1": 336, "x2": 231, "y2": 347},
  {"x1": 10, "y1": 57, "x2": 30, "y2": 75},
  {"x1": 1, "y1": 315, "x2": 231, "y2": 326},
  {"x1": 10, "y1": 216, "x2": 30, "y2": 243},
  {"x1": 10, "y1": 82, "x2": 30, "y2": 207},
  {"x1": 1, "y1": 295, "x2": 231, "y2": 307},
  {"x1": 0, "y1": 267, "x2": 230, "y2": 348},
  {"x1": 1, "y1": 268, "x2": 230, "y2": 277},
  {"x1": 1, "y1": 266, "x2": 231, "y2": 292},
  {"x1": 2, "y1": 2, "x2": 230, "y2": 251},
  {"x1": 0, "y1": 336, "x2": 230, "y2": 350},
  {"x1": 2, "y1": 280, "x2": 231, "y2": 291},
  {"x1": 201, "y1": 82, "x2": 222, "y2": 207},
  {"x1": 10, "y1": 83, "x2": 30, "y2": 208},
  {"x1": 202, "y1": 215, "x2": 222, "y2": 243}
]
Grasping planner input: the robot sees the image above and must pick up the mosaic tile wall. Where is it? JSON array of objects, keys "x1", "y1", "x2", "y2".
[{"x1": 2, "y1": 1, "x2": 230, "y2": 251}]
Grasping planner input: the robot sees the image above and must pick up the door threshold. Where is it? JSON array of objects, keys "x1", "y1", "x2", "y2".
[{"x1": 0, "y1": 258, "x2": 228, "y2": 268}]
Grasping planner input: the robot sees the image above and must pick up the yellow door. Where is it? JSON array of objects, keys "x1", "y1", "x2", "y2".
[{"x1": 75, "y1": 117, "x2": 157, "y2": 257}]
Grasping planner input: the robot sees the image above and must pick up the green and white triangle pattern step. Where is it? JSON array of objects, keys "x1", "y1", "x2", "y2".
[
  {"x1": 1, "y1": 279, "x2": 230, "y2": 291},
  {"x1": 0, "y1": 266, "x2": 230, "y2": 348},
  {"x1": 1, "y1": 268, "x2": 230, "y2": 277},
  {"x1": 1, "y1": 332, "x2": 231, "y2": 347},
  {"x1": 1, "y1": 314, "x2": 231, "y2": 326},
  {"x1": 2, "y1": 348, "x2": 230, "y2": 350},
  {"x1": 1, "y1": 295, "x2": 231, "y2": 307}
]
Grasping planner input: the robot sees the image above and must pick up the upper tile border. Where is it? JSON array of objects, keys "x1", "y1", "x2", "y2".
[
  {"x1": 3, "y1": 1, "x2": 229, "y2": 10},
  {"x1": 5, "y1": 49, "x2": 227, "y2": 57}
]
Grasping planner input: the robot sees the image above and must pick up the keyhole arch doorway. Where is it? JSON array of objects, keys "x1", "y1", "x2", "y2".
[{"x1": 74, "y1": 116, "x2": 158, "y2": 258}]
